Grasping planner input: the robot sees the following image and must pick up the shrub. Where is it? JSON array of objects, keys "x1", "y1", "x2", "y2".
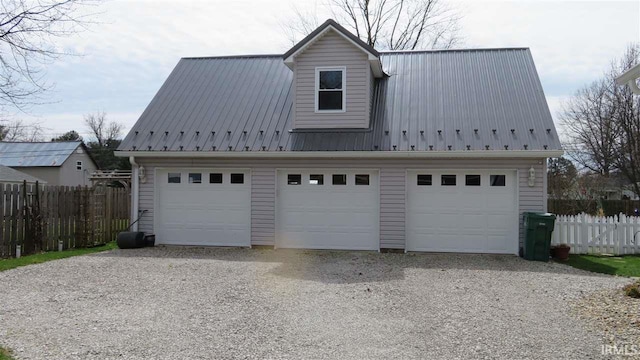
[{"x1": 623, "y1": 281, "x2": 640, "y2": 298}]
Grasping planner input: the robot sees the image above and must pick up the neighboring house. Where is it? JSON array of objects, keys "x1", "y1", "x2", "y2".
[
  {"x1": 616, "y1": 62, "x2": 640, "y2": 94},
  {"x1": 0, "y1": 165, "x2": 47, "y2": 185},
  {"x1": 115, "y1": 19, "x2": 563, "y2": 255},
  {"x1": 0, "y1": 141, "x2": 98, "y2": 187}
]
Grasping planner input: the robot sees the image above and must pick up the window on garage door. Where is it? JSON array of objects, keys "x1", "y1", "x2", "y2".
[
  {"x1": 209, "y1": 173, "x2": 223, "y2": 183},
  {"x1": 441, "y1": 175, "x2": 456, "y2": 186},
  {"x1": 355, "y1": 174, "x2": 369, "y2": 185},
  {"x1": 288, "y1": 174, "x2": 302, "y2": 185},
  {"x1": 417, "y1": 174, "x2": 432, "y2": 186},
  {"x1": 332, "y1": 174, "x2": 347, "y2": 185},
  {"x1": 309, "y1": 174, "x2": 324, "y2": 185},
  {"x1": 490, "y1": 175, "x2": 506, "y2": 186},
  {"x1": 465, "y1": 175, "x2": 481, "y2": 186},
  {"x1": 188, "y1": 173, "x2": 202, "y2": 184},
  {"x1": 230, "y1": 173, "x2": 244, "y2": 184},
  {"x1": 168, "y1": 173, "x2": 181, "y2": 183}
]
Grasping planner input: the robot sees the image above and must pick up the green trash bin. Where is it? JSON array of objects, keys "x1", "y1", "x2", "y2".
[{"x1": 523, "y1": 212, "x2": 557, "y2": 261}]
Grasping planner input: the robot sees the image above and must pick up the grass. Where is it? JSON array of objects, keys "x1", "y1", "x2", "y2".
[
  {"x1": 563, "y1": 254, "x2": 640, "y2": 277},
  {"x1": 0, "y1": 242, "x2": 117, "y2": 272},
  {"x1": 0, "y1": 347, "x2": 13, "y2": 360}
]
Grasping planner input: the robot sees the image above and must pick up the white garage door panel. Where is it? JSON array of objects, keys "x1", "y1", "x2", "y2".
[
  {"x1": 407, "y1": 170, "x2": 518, "y2": 254},
  {"x1": 276, "y1": 170, "x2": 379, "y2": 250},
  {"x1": 155, "y1": 169, "x2": 251, "y2": 246}
]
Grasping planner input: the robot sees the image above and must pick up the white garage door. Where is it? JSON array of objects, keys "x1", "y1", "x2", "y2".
[
  {"x1": 406, "y1": 170, "x2": 518, "y2": 254},
  {"x1": 155, "y1": 169, "x2": 251, "y2": 246},
  {"x1": 276, "y1": 170, "x2": 379, "y2": 250}
]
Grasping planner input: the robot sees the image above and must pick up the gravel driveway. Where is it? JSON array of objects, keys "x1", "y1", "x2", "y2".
[{"x1": 0, "y1": 247, "x2": 630, "y2": 359}]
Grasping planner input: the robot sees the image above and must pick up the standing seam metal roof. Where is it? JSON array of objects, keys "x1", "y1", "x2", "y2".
[
  {"x1": 118, "y1": 49, "x2": 561, "y2": 153},
  {"x1": 0, "y1": 141, "x2": 85, "y2": 167}
]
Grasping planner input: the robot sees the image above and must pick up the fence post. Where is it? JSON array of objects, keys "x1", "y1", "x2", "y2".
[{"x1": 617, "y1": 213, "x2": 624, "y2": 256}]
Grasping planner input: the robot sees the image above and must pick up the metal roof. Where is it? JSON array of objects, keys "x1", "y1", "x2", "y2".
[
  {"x1": 118, "y1": 49, "x2": 561, "y2": 153},
  {"x1": 0, "y1": 165, "x2": 46, "y2": 183},
  {"x1": 0, "y1": 141, "x2": 83, "y2": 167}
]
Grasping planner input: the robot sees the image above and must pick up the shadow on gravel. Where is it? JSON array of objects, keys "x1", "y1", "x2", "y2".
[{"x1": 90, "y1": 246, "x2": 607, "y2": 284}]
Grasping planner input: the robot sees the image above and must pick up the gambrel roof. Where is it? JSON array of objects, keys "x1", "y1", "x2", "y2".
[{"x1": 118, "y1": 48, "x2": 562, "y2": 154}]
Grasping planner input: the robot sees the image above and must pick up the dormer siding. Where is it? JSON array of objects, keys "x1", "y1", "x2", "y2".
[{"x1": 293, "y1": 30, "x2": 371, "y2": 129}]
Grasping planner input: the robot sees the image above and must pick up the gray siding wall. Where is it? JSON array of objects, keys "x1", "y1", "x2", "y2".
[
  {"x1": 136, "y1": 157, "x2": 545, "y2": 251},
  {"x1": 16, "y1": 167, "x2": 59, "y2": 185},
  {"x1": 16, "y1": 152, "x2": 97, "y2": 186},
  {"x1": 293, "y1": 29, "x2": 370, "y2": 129},
  {"x1": 59, "y1": 151, "x2": 97, "y2": 186}
]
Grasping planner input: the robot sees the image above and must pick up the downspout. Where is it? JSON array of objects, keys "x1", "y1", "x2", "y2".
[{"x1": 129, "y1": 156, "x2": 140, "y2": 232}]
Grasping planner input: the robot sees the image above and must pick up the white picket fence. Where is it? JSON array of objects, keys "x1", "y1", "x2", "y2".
[{"x1": 552, "y1": 213, "x2": 640, "y2": 255}]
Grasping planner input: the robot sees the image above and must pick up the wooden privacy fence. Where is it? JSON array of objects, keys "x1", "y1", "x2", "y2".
[
  {"x1": 548, "y1": 199, "x2": 640, "y2": 216},
  {"x1": 552, "y1": 213, "x2": 640, "y2": 255},
  {"x1": 0, "y1": 183, "x2": 130, "y2": 259}
]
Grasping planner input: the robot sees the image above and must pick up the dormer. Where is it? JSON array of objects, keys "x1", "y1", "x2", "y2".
[{"x1": 283, "y1": 19, "x2": 385, "y2": 130}]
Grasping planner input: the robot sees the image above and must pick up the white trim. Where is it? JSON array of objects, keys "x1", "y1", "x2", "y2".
[
  {"x1": 116, "y1": 150, "x2": 563, "y2": 159},
  {"x1": 283, "y1": 25, "x2": 383, "y2": 77},
  {"x1": 542, "y1": 160, "x2": 548, "y2": 212},
  {"x1": 315, "y1": 66, "x2": 347, "y2": 113},
  {"x1": 129, "y1": 156, "x2": 139, "y2": 232}
]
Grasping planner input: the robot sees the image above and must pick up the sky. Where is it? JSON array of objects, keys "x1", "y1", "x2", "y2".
[{"x1": 5, "y1": 0, "x2": 640, "y2": 141}]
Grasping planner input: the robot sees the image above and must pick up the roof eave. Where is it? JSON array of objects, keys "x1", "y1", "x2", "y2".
[
  {"x1": 116, "y1": 150, "x2": 563, "y2": 159},
  {"x1": 283, "y1": 21, "x2": 384, "y2": 78}
]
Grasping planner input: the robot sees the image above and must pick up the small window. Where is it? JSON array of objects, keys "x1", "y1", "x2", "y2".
[
  {"x1": 209, "y1": 173, "x2": 223, "y2": 184},
  {"x1": 355, "y1": 174, "x2": 370, "y2": 185},
  {"x1": 441, "y1": 175, "x2": 456, "y2": 186},
  {"x1": 490, "y1": 175, "x2": 506, "y2": 187},
  {"x1": 230, "y1": 173, "x2": 244, "y2": 184},
  {"x1": 188, "y1": 173, "x2": 202, "y2": 184},
  {"x1": 309, "y1": 174, "x2": 324, "y2": 185},
  {"x1": 332, "y1": 174, "x2": 347, "y2": 185},
  {"x1": 288, "y1": 174, "x2": 302, "y2": 185},
  {"x1": 76, "y1": 161, "x2": 82, "y2": 171},
  {"x1": 168, "y1": 173, "x2": 181, "y2": 184},
  {"x1": 316, "y1": 68, "x2": 345, "y2": 111},
  {"x1": 417, "y1": 175, "x2": 432, "y2": 186},
  {"x1": 465, "y1": 175, "x2": 481, "y2": 186}
]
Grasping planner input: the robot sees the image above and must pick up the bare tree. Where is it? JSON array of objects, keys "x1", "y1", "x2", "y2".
[
  {"x1": 83, "y1": 111, "x2": 122, "y2": 147},
  {"x1": 547, "y1": 157, "x2": 578, "y2": 199},
  {"x1": 560, "y1": 79, "x2": 620, "y2": 175},
  {"x1": 285, "y1": 0, "x2": 461, "y2": 50},
  {"x1": 0, "y1": 0, "x2": 99, "y2": 112},
  {"x1": 611, "y1": 45, "x2": 640, "y2": 197},
  {"x1": 560, "y1": 43, "x2": 640, "y2": 197},
  {"x1": 0, "y1": 119, "x2": 43, "y2": 141}
]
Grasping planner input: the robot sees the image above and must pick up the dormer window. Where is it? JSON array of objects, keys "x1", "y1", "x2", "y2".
[{"x1": 315, "y1": 66, "x2": 346, "y2": 112}]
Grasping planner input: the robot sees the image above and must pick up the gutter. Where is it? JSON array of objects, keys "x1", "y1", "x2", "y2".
[
  {"x1": 115, "y1": 150, "x2": 563, "y2": 159},
  {"x1": 129, "y1": 156, "x2": 139, "y2": 232},
  {"x1": 615, "y1": 63, "x2": 640, "y2": 95}
]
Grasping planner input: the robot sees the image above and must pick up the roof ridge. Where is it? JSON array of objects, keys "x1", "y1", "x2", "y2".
[
  {"x1": 181, "y1": 54, "x2": 283, "y2": 60},
  {"x1": 379, "y1": 47, "x2": 529, "y2": 54},
  {"x1": 180, "y1": 47, "x2": 531, "y2": 61},
  {"x1": 0, "y1": 140, "x2": 81, "y2": 144}
]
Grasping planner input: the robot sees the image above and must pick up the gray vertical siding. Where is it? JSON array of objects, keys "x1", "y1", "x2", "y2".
[
  {"x1": 135, "y1": 157, "x2": 546, "y2": 250},
  {"x1": 379, "y1": 168, "x2": 406, "y2": 248},
  {"x1": 251, "y1": 168, "x2": 276, "y2": 245},
  {"x1": 293, "y1": 30, "x2": 370, "y2": 129}
]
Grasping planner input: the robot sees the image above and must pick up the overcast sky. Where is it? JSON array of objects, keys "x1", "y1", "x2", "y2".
[{"x1": 7, "y1": 0, "x2": 640, "y2": 141}]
